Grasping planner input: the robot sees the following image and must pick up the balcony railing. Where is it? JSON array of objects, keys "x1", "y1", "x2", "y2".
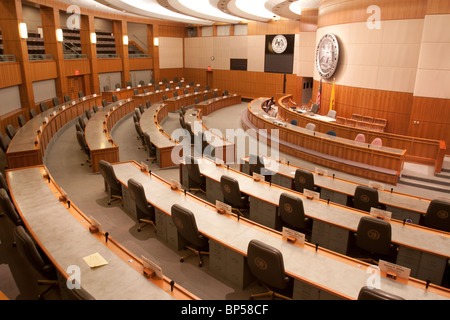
[
  {"x1": 0, "y1": 55, "x2": 16, "y2": 63},
  {"x1": 29, "y1": 54, "x2": 54, "y2": 61},
  {"x1": 97, "y1": 53, "x2": 120, "y2": 59},
  {"x1": 129, "y1": 53, "x2": 152, "y2": 59},
  {"x1": 64, "y1": 53, "x2": 88, "y2": 60}
]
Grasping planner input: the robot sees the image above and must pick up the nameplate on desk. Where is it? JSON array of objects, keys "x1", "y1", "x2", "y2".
[
  {"x1": 89, "y1": 216, "x2": 104, "y2": 234},
  {"x1": 82, "y1": 97, "x2": 86, "y2": 101},
  {"x1": 116, "y1": 88, "x2": 120, "y2": 91},
  {"x1": 369, "y1": 181, "x2": 385, "y2": 191},
  {"x1": 137, "y1": 85, "x2": 141, "y2": 87},
  {"x1": 44, "y1": 117, "x2": 48, "y2": 124},
  {"x1": 93, "y1": 94, "x2": 97, "y2": 97},
  {"x1": 282, "y1": 227, "x2": 305, "y2": 245},
  {"x1": 253, "y1": 173, "x2": 265, "y2": 182},
  {"x1": 39, "y1": 125, "x2": 43, "y2": 133},
  {"x1": 72, "y1": 101, "x2": 76, "y2": 105},
  {"x1": 127, "y1": 98, "x2": 132, "y2": 102},
  {"x1": 61, "y1": 105, "x2": 65, "y2": 110},
  {"x1": 176, "y1": 87, "x2": 179, "y2": 90},
  {"x1": 140, "y1": 162, "x2": 149, "y2": 172},
  {"x1": 142, "y1": 255, "x2": 163, "y2": 280},
  {"x1": 315, "y1": 167, "x2": 328, "y2": 176},
  {"x1": 216, "y1": 200, "x2": 232, "y2": 215},
  {"x1": 370, "y1": 207, "x2": 392, "y2": 221},
  {"x1": 379, "y1": 260, "x2": 410, "y2": 280},
  {"x1": 127, "y1": 86, "x2": 131, "y2": 89},
  {"x1": 215, "y1": 159, "x2": 224, "y2": 166},
  {"x1": 304, "y1": 189, "x2": 320, "y2": 200},
  {"x1": 170, "y1": 179, "x2": 181, "y2": 190}
]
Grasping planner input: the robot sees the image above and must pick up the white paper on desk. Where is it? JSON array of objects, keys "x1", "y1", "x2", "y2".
[
  {"x1": 282, "y1": 227, "x2": 305, "y2": 245},
  {"x1": 303, "y1": 189, "x2": 320, "y2": 200},
  {"x1": 370, "y1": 207, "x2": 392, "y2": 221},
  {"x1": 83, "y1": 252, "x2": 108, "y2": 268},
  {"x1": 379, "y1": 260, "x2": 411, "y2": 280},
  {"x1": 142, "y1": 255, "x2": 163, "y2": 279},
  {"x1": 216, "y1": 200, "x2": 232, "y2": 215}
]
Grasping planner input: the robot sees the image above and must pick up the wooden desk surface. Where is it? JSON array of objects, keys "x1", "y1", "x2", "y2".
[
  {"x1": 84, "y1": 101, "x2": 119, "y2": 150},
  {"x1": 140, "y1": 103, "x2": 177, "y2": 149},
  {"x1": 112, "y1": 161, "x2": 450, "y2": 300},
  {"x1": 6, "y1": 166, "x2": 196, "y2": 300},
  {"x1": 241, "y1": 155, "x2": 433, "y2": 215},
  {"x1": 194, "y1": 157, "x2": 450, "y2": 259}
]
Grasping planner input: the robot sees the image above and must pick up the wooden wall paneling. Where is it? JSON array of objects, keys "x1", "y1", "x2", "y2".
[
  {"x1": 63, "y1": 59, "x2": 91, "y2": 77},
  {"x1": 426, "y1": 0, "x2": 450, "y2": 14},
  {"x1": 0, "y1": 0, "x2": 35, "y2": 111},
  {"x1": 97, "y1": 58, "x2": 123, "y2": 73},
  {"x1": 158, "y1": 68, "x2": 184, "y2": 83},
  {"x1": 299, "y1": 8, "x2": 319, "y2": 32},
  {"x1": 158, "y1": 25, "x2": 185, "y2": 38},
  {"x1": 0, "y1": 63, "x2": 22, "y2": 88},
  {"x1": 28, "y1": 61, "x2": 57, "y2": 82},
  {"x1": 129, "y1": 58, "x2": 154, "y2": 71}
]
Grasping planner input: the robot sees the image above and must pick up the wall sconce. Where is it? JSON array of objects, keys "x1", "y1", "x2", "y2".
[
  {"x1": 154, "y1": 37, "x2": 159, "y2": 46},
  {"x1": 19, "y1": 23, "x2": 28, "y2": 39},
  {"x1": 123, "y1": 35, "x2": 129, "y2": 45},
  {"x1": 56, "y1": 29, "x2": 63, "y2": 42},
  {"x1": 90, "y1": 32, "x2": 97, "y2": 44}
]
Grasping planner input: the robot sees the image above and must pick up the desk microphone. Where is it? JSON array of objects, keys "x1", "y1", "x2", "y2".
[
  {"x1": 315, "y1": 243, "x2": 319, "y2": 252},
  {"x1": 105, "y1": 232, "x2": 109, "y2": 243},
  {"x1": 170, "y1": 280, "x2": 175, "y2": 292},
  {"x1": 426, "y1": 280, "x2": 431, "y2": 289},
  {"x1": 332, "y1": 174, "x2": 335, "y2": 179},
  {"x1": 390, "y1": 188, "x2": 393, "y2": 193},
  {"x1": 67, "y1": 200, "x2": 71, "y2": 209}
]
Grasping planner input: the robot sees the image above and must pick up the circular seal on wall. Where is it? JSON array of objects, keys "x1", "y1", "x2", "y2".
[
  {"x1": 316, "y1": 34, "x2": 340, "y2": 79},
  {"x1": 272, "y1": 35, "x2": 288, "y2": 54}
]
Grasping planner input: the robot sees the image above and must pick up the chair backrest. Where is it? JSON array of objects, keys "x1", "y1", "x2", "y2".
[
  {"x1": 102, "y1": 99, "x2": 108, "y2": 108},
  {"x1": 279, "y1": 193, "x2": 307, "y2": 229},
  {"x1": 98, "y1": 160, "x2": 121, "y2": 193},
  {"x1": 29, "y1": 109, "x2": 37, "y2": 119},
  {"x1": 310, "y1": 103, "x2": 319, "y2": 114},
  {"x1": 0, "y1": 188, "x2": 22, "y2": 226},
  {"x1": 143, "y1": 132, "x2": 155, "y2": 157},
  {"x1": 173, "y1": 91, "x2": 179, "y2": 98},
  {"x1": 135, "y1": 108, "x2": 141, "y2": 120},
  {"x1": 357, "y1": 286, "x2": 404, "y2": 300},
  {"x1": 371, "y1": 138, "x2": 382, "y2": 146},
  {"x1": 104, "y1": 85, "x2": 110, "y2": 92},
  {"x1": 40, "y1": 101, "x2": 48, "y2": 112},
  {"x1": 133, "y1": 89, "x2": 139, "y2": 95},
  {"x1": 139, "y1": 80, "x2": 145, "y2": 86},
  {"x1": 327, "y1": 131, "x2": 337, "y2": 136},
  {"x1": 127, "y1": 81, "x2": 132, "y2": 87},
  {"x1": 115, "y1": 83, "x2": 121, "y2": 89},
  {"x1": 14, "y1": 226, "x2": 54, "y2": 278},
  {"x1": 64, "y1": 95, "x2": 71, "y2": 103},
  {"x1": 127, "y1": 178, "x2": 152, "y2": 214},
  {"x1": 294, "y1": 168, "x2": 315, "y2": 193},
  {"x1": 6, "y1": 124, "x2": 16, "y2": 139},
  {"x1": 75, "y1": 123, "x2": 83, "y2": 134},
  {"x1": 356, "y1": 216, "x2": 392, "y2": 255},
  {"x1": 0, "y1": 172, "x2": 9, "y2": 194},
  {"x1": 354, "y1": 185, "x2": 379, "y2": 212},
  {"x1": 78, "y1": 116, "x2": 85, "y2": 130},
  {"x1": 76, "y1": 131, "x2": 89, "y2": 156},
  {"x1": 78, "y1": 91, "x2": 84, "y2": 98},
  {"x1": 423, "y1": 199, "x2": 450, "y2": 232},
  {"x1": 290, "y1": 119, "x2": 298, "y2": 126},
  {"x1": 220, "y1": 175, "x2": 243, "y2": 207},
  {"x1": 155, "y1": 84, "x2": 160, "y2": 91},
  {"x1": 0, "y1": 135, "x2": 10, "y2": 153},
  {"x1": 162, "y1": 95, "x2": 168, "y2": 101},
  {"x1": 185, "y1": 156, "x2": 203, "y2": 185},
  {"x1": 134, "y1": 121, "x2": 144, "y2": 139},
  {"x1": 18, "y1": 114, "x2": 26, "y2": 127},
  {"x1": 203, "y1": 94, "x2": 208, "y2": 101},
  {"x1": 52, "y1": 97, "x2": 60, "y2": 107},
  {"x1": 179, "y1": 114, "x2": 187, "y2": 129},
  {"x1": 247, "y1": 239, "x2": 289, "y2": 290},
  {"x1": 112, "y1": 95, "x2": 118, "y2": 102},
  {"x1": 305, "y1": 123, "x2": 316, "y2": 131},
  {"x1": 354, "y1": 133, "x2": 366, "y2": 143},
  {"x1": 171, "y1": 204, "x2": 206, "y2": 248},
  {"x1": 223, "y1": 90, "x2": 229, "y2": 96},
  {"x1": 92, "y1": 105, "x2": 98, "y2": 113},
  {"x1": 139, "y1": 104, "x2": 144, "y2": 114},
  {"x1": 85, "y1": 109, "x2": 91, "y2": 120},
  {"x1": 327, "y1": 110, "x2": 337, "y2": 119},
  {"x1": 184, "y1": 89, "x2": 189, "y2": 94},
  {"x1": 249, "y1": 154, "x2": 265, "y2": 176}
]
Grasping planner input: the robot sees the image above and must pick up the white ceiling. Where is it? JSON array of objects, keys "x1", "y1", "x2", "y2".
[{"x1": 59, "y1": 0, "x2": 320, "y2": 25}]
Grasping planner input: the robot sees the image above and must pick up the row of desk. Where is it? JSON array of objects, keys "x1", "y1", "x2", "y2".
[
  {"x1": 243, "y1": 98, "x2": 406, "y2": 185},
  {"x1": 179, "y1": 157, "x2": 450, "y2": 288},
  {"x1": 6, "y1": 165, "x2": 197, "y2": 300},
  {"x1": 112, "y1": 160, "x2": 449, "y2": 300},
  {"x1": 277, "y1": 95, "x2": 446, "y2": 173}
]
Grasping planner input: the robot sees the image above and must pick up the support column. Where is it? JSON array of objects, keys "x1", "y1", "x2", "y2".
[
  {"x1": 113, "y1": 20, "x2": 129, "y2": 87},
  {"x1": 80, "y1": 15, "x2": 99, "y2": 95},
  {"x1": 149, "y1": 24, "x2": 160, "y2": 82}
]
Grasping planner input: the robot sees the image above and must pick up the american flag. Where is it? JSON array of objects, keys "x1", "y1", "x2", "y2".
[{"x1": 316, "y1": 79, "x2": 322, "y2": 111}]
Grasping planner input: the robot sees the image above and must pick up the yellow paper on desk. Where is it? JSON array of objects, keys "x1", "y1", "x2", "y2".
[{"x1": 83, "y1": 252, "x2": 108, "y2": 268}]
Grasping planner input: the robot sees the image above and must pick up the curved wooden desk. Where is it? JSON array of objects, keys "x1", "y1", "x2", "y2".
[
  {"x1": 243, "y1": 98, "x2": 406, "y2": 185},
  {"x1": 239, "y1": 155, "x2": 434, "y2": 224},
  {"x1": 6, "y1": 95, "x2": 102, "y2": 169},
  {"x1": 181, "y1": 157, "x2": 450, "y2": 287},
  {"x1": 165, "y1": 89, "x2": 223, "y2": 112},
  {"x1": 6, "y1": 165, "x2": 197, "y2": 300},
  {"x1": 113, "y1": 160, "x2": 450, "y2": 300},
  {"x1": 277, "y1": 95, "x2": 446, "y2": 173}
]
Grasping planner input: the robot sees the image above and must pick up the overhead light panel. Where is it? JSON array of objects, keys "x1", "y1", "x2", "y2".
[
  {"x1": 235, "y1": 0, "x2": 273, "y2": 20},
  {"x1": 177, "y1": 0, "x2": 242, "y2": 23}
]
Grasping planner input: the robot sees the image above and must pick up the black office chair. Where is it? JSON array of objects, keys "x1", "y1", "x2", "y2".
[
  {"x1": 78, "y1": 91, "x2": 84, "y2": 98},
  {"x1": 179, "y1": 113, "x2": 187, "y2": 130},
  {"x1": 205, "y1": 85, "x2": 210, "y2": 91},
  {"x1": 194, "y1": 87, "x2": 199, "y2": 93},
  {"x1": 173, "y1": 91, "x2": 179, "y2": 98},
  {"x1": 126, "y1": 81, "x2": 132, "y2": 87},
  {"x1": 139, "y1": 80, "x2": 145, "y2": 86},
  {"x1": 290, "y1": 119, "x2": 298, "y2": 126},
  {"x1": 185, "y1": 156, "x2": 206, "y2": 194},
  {"x1": 146, "y1": 101, "x2": 151, "y2": 109},
  {"x1": 85, "y1": 109, "x2": 91, "y2": 120},
  {"x1": 186, "y1": 122, "x2": 195, "y2": 145},
  {"x1": 40, "y1": 101, "x2": 48, "y2": 113},
  {"x1": 357, "y1": 286, "x2": 404, "y2": 300},
  {"x1": 112, "y1": 95, "x2": 118, "y2": 102},
  {"x1": 155, "y1": 85, "x2": 160, "y2": 91},
  {"x1": 220, "y1": 175, "x2": 249, "y2": 217},
  {"x1": 5, "y1": 124, "x2": 17, "y2": 140},
  {"x1": 134, "y1": 108, "x2": 142, "y2": 120},
  {"x1": 203, "y1": 94, "x2": 208, "y2": 101},
  {"x1": 195, "y1": 131, "x2": 211, "y2": 158},
  {"x1": 0, "y1": 173, "x2": 9, "y2": 196},
  {"x1": 171, "y1": 204, "x2": 209, "y2": 267},
  {"x1": 353, "y1": 216, "x2": 397, "y2": 264},
  {"x1": 352, "y1": 185, "x2": 385, "y2": 213},
  {"x1": 166, "y1": 83, "x2": 172, "y2": 89},
  {"x1": 310, "y1": 103, "x2": 319, "y2": 114},
  {"x1": 421, "y1": 199, "x2": 450, "y2": 232},
  {"x1": 75, "y1": 123, "x2": 83, "y2": 135},
  {"x1": 223, "y1": 90, "x2": 229, "y2": 96},
  {"x1": 29, "y1": 109, "x2": 37, "y2": 119},
  {"x1": 64, "y1": 95, "x2": 71, "y2": 103},
  {"x1": 134, "y1": 122, "x2": 145, "y2": 149},
  {"x1": 138, "y1": 104, "x2": 144, "y2": 114},
  {"x1": 294, "y1": 168, "x2": 320, "y2": 194},
  {"x1": 103, "y1": 85, "x2": 110, "y2": 92},
  {"x1": 98, "y1": 160, "x2": 122, "y2": 205},
  {"x1": 92, "y1": 105, "x2": 98, "y2": 113},
  {"x1": 76, "y1": 131, "x2": 91, "y2": 167},
  {"x1": 0, "y1": 134, "x2": 11, "y2": 155},
  {"x1": 0, "y1": 188, "x2": 23, "y2": 227},
  {"x1": 248, "y1": 154, "x2": 271, "y2": 183},
  {"x1": 115, "y1": 83, "x2": 121, "y2": 89},
  {"x1": 183, "y1": 88, "x2": 189, "y2": 95},
  {"x1": 18, "y1": 114, "x2": 26, "y2": 127},
  {"x1": 247, "y1": 239, "x2": 292, "y2": 300},
  {"x1": 143, "y1": 132, "x2": 156, "y2": 163},
  {"x1": 162, "y1": 94, "x2": 168, "y2": 101},
  {"x1": 52, "y1": 97, "x2": 60, "y2": 107},
  {"x1": 133, "y1": 89, "x2": 139, "y2": 95},
  {"x1": 278, "y1": 193, "x2": 311, "y2": 236},
  {"x1": 162, "y1": 78, "x2": 167, "y2": 84},
  {"x1": 13, "y1": 226, "x2": 59, "y2": 299},
  {"x1": 78, "y1": 116, "x2": 86, "y2": 131},
  {"x1": 128, "y1": 178, "x2": 156, "y2": 232}
]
